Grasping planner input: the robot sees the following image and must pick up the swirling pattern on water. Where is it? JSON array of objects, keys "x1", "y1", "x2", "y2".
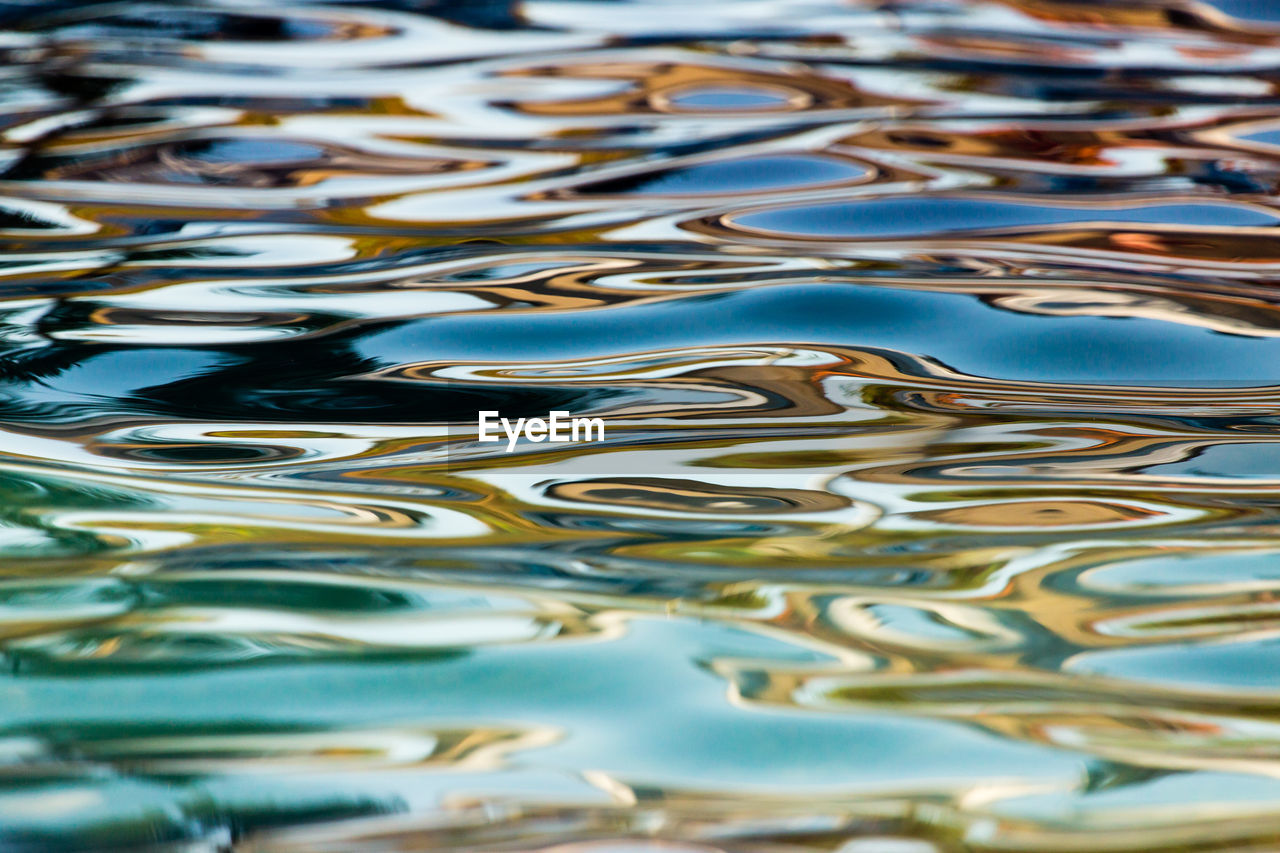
[{"x1": 4, "y1": 0, "x2": 1280, "y2": 850}]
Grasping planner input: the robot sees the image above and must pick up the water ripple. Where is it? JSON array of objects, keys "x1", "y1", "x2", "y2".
[{"x1": 3, "y1": 0, "x2": 1280, "y2": 851}]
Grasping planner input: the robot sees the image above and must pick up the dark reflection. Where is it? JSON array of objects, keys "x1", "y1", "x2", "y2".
[
  {"x1": 363, "y1": 0, "x2": 528, "y2": 30},
  {"x1": 31, "y1": 9, "x2": 333, "y2": 41},
  {"x1": 95, "y1": 441, "x2": 305, "y2": 463},
  {"x1": 0, "y1": 333, "x2": 629, "y2": 425}
]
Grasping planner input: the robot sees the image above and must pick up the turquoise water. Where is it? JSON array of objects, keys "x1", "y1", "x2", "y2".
[{"x1": 3, "y1": 0, "x2": 1280, "y2": 850}]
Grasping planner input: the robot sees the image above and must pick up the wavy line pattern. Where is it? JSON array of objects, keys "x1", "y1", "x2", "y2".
[{"x1": 2, "y1": 0, "x2": 1280, "y2": 850}]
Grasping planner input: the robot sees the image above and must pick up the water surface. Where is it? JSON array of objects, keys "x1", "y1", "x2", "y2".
[{"x1": 2, "y1": 0, "x2": 1280, "y2": 850}]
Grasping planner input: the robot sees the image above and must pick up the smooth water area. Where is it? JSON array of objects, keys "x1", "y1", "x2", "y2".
[{"x1": 3, "y1": 0, "x2": 1280, "y2": 850}]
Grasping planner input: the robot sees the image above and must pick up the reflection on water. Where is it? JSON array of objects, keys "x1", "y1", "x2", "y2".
[{"x1": 4, "y1": 0, "x2": 1280, "y2": 849}]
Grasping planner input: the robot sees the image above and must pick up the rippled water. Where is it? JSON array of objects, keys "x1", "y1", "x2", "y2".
[{"x1": 6, "y1": 0, "x2": 1280, "y2": 850}]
